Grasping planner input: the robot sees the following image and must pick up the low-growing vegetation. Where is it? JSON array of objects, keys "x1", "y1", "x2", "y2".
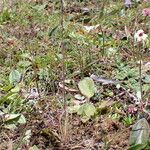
[{"x1": 0, "y1": 0, "x2": 150, "y2": 149}]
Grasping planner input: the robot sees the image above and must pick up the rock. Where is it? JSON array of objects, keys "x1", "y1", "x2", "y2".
[{"x1": 81, "y1": 7, "x2": 90, "y2": 15}]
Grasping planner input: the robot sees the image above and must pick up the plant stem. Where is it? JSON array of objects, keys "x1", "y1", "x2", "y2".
[
  {"x1": 60, "y1": 0, "x2": 68, "y2": 144},
  {"x1": 100, "y1": 25, "x2": 105, "y2": 57},
  {"x1": 60, "y1": 0, "x2": 66, "y2": 110},
  {"x1": 138, "y1": 44, "x2": 143, "y2": 102},
  {"x1": 139, "y1": 56, "x2": 143, "y2": 102}
]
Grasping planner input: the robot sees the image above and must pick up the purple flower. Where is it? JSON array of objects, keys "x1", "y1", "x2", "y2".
[
  {"x1": 142, "y1": 8, "x2": 150, "y2": 16},
  {"x1": 127, "y1": 105, "x2": 137, "y2": 114},
  {"x1": 125, "y1": 0, "x2": 132, "y2": 7}
]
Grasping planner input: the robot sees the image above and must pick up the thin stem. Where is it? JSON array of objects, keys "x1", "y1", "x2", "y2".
[
  {"x1": 78, "y1": 43, "x2": 84, "y2": 78},
  {"x1": 60, "y1": 0, "x2": 66, "y2": 109},
  {"x1": 139, "y1": 56, "x2": 143, "y2": 102},
  {"x1": 100, "y1": 25, "x2": 105, "y2": 57},
  {"x1": 60, "y1": 0, "x2": 68, "y2": 144},
  {"x1": 138, "y1": 44, "x2": 143, "y2": 102}
]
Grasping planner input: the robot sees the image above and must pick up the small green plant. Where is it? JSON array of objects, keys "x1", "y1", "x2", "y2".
[
  {"x1": 109, "y1": 113, "x2": 121, "y2": 120},
  {"x1": 0, "y1": 9, "x2": 12, "y2": 23},
  {"x1": 3, "y1": 113, "x2": 26, "y2": 129},
  {"x1": 123, "y1": 115, "x2": 134, "y2": 126},
  {"x1": 115, "y1": 61, "x2": 139, "y2": 81},
  {"x1": 0, "y1": 69, "x2": 26, "y2": 130},
  {"x1": 68, "y1": 102, "x2": 97, "y2": 122},
  {"x1": 68, "y1": 77, "x2": 97, "y2": 122}
]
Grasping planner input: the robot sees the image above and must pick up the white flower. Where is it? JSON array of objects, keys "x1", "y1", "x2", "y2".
[
  {"x1": 83, "y1": 24, "x2": 99, "y2": 33},
  {"x1": 134, "y1": 29, "x2": 148, "y2": 43},
  {"x1": 27, "y1": 88, "x2": 39, "y2": 100}
]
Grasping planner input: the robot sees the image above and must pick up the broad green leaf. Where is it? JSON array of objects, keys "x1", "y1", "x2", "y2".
[
  {"x1": 5, "y1": 114, "x2": 21, "y2": 123},
  {"x1": 77, "y1": 103, "x2": 96, "y2": 118},
  {"x1": 9, "y1": 70, "x2": 21, "y2": 84},
  {"x1": 77, "y1": 104, "x2": 85, "y2": 115},
  {"x1": 78, "y1": 77, "x2": 96, "y2": 99},
  {"x1": 18, "y1": 114, "x2": 26, "y2": 124},
  {"x1": 129, "y1": 118, "x2": 150, "y2": 146},
  {"x1": 5, "y1": 113, "x2": 26, "y2": 124},
  {"x1": 84, "y1": 103, "x2": 96, "y2": 117}
]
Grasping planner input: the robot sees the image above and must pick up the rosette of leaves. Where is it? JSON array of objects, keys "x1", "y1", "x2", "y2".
[{"x1": 73, "y1": 77, "x2": 97, "y2": 122}]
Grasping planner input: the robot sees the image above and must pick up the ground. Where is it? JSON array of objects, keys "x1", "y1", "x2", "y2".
[{"x1": 0, "y1": 0, "x2": 150, "y2": 150}]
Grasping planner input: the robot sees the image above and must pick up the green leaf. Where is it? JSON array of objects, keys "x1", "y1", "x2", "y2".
[
  {"x1": 29, "y1": 145, "x2": 39, "y2": 150},
  {"x1": 9, "y1": 70, "x2": 21, "y2": 84},
  {"x1": 128, "y1": 143, "x2": 147, "y2": 150},
  {"x1": 77, "y1": 103, "x2": 96, "y2": 118},
  {"x1": 11, "y1": 85, "x2": 20, "y2": 92},
  {"x1": 129, "y1": 118, "x2": 150, "y2": 146},
  {"x1": 18, "y1": 114, "x2": 26, "y2": 124},
  {"x1": 5, "y1": 114, "x2": 21, "y2": 123},
  {"x1": 0, "y1": 92, "x2": 16, "y2": 105},
  {"x1": 48, "y1": 25, "x2": 59, "y2": 37},
  {"x1": 78, "y1": 77, "x2": 96, "y2": 99},
  {"x1": 77, "y1": 104, "x2": 85, "y2": 116},
  {"x1": 84, "y1": 103, "x2": 96, "y2": 117},
  {"x1": 5, "y1": 113, "x2": 26, "y2": 124}
]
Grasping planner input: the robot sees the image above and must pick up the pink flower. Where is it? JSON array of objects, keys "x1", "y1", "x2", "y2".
[
  {"x1": 134, "y1": 29, "x2": 148, "y2": 43},
  {"x1": 142, "y1": 8, "x2": 150, "y2": 16},
  {"x1": 127, "y1": 105, "x2": 137, "y2": 114}
]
